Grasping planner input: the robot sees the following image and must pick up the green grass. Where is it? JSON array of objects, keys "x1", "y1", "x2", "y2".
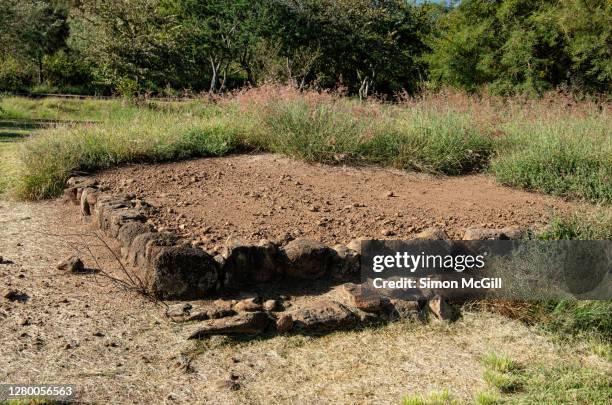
[
  {"x1": 537, "y1": 210, "x2": 612, "y2": 240},
  {"x1": 0, "y1": 136, "x2": 23, "y2": 195},
  {"x1": 1, "y1": 90, "x2": 610, "y2": 203},
  {"x1": 255, "y1": 99, "x2": 493, "y2": 174},
  {"x1": 400, "y1": 353, "x2": 611, "y2": 404},
  {"x1": 13, "y1": 107, "x2": 248, "y2": 199},
  {"x1": 480, "y1": 353, "x2": 612, "y2": 404},
  {"x1": 533, "y1": 301, "x2": 612, "y2": 344},
  {"x1": 402, "y1": 389, "x2": 459, "y2": 405},
  {"x1": 481, "y1": 353, "x2": 520, "y2": 374},
  {"x1": 490, "y1": 117, "x2": 612, "y2": 204},
  {"x1": 474, "y1": 390, "x2": 501, "y2": 405}
]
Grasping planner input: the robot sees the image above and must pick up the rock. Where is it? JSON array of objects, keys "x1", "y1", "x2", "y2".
[
  {"x1": 381, "y1": 229, "x2": 395, "y2": 237},
  {"x1": 103, "y1": 209, "x2": 147, "y2": 238},
  {"x1": 166, "y1": 300, "x2": 235, "y2": 322},
  {"x1": 276, "y1": 314, "x2": 293, "y2": 333},
  {"x1": 80, "y1": 187, "x2": 97, "y2": 216},
  {"x1": 150, "y1": 245, "x2": 218, "y2": 300},
  {"x1": 332, "y1": 244, "x2": 360, "y2": 277},
  {"x1": 117, "y1": 222, "x2": 155, "y2": 249},
  {"x1": 415, "y1": 227, "x2": 449, "y2": 240},
  {"x1": 62, "y1": 187, "x2": 78, "y2": 204},
  {"x1": 387, "y1": 299, "x2": 420, "y2": 320},
  {"x1": 263, "y1": 299, "x2": 279, "y2": 312},
  {"x1": 353, "y1": 308, "x2": 382, "y2": 325},
  {"x1": 17, "y1": 317, "x2": 31, "y2": 326},
  {"x1": 127, "y1": 232, "x2": 179, "y2": 267},
  {"x1": 428, "y1": 296, "x2": 457, "y2": 321},
  {"x1": 500, "y1": 226, "x2": 525, "y2": 240},
  {"x1": 188, "y1": 312, "x2": 270, "y2": 338},
  {"x1": 127, "y1": 232, "x2": 159, "y2": 266},
  {"x1": 216, "y1": 380, "x2": 241, "y2": 391},
  {"x1": 463, "y1": 227, "x2": 525, "y2": 241},
  {"x1": 343, "y1": 283, "x2": 385, "y2": 312},
  {"x1": 346, "y1": 238, "x2": 368, "y2": 255},
  {"x1": 290, "y1": 300, "x2": 357, "y2": 331},
  {"x1": 234, "y1": 298, "x2": 262, "y2": 312},
  {"x1": 213, "y1": 254, "x2": 226, "y2": 267},
  {"x1": 67, "y1": 176, "x2": 98, "y2": 188},
  {"x1": 2, "y1": 289, "x2": 29, "y2": 302},
  {"x1": 463, "y1": 228, "x2": 502, "y2": 240},
  {"x1": 57, "y1": 256, "x2": 85, "y2": 273},
  {"x1": 386, "y1": 191, "x2": 395, "y2": 197},
  {"x1": 282, "y1": 238, "x2": 336, "y2": 280},
  {"x1": 222, "y1": 239, "x2": 280, "y2": 288},
  {"x1": 166, "y1": 302, "x2": 194, "y2": 318},
  {"x1": 93, "y1": 197, "x2": 130, "y2": 228}
]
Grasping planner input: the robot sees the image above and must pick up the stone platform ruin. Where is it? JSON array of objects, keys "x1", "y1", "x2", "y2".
[{"x1": 63, "y1": 176, "x2": 525, "y2": 338}]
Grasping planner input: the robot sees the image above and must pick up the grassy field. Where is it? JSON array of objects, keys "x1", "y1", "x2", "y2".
[{"x1": 1, "y1": 87, "x2": 610, "y2": 203}]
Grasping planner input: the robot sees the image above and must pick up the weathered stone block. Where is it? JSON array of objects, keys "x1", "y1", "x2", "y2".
[
  {"x1": 222, "y1": 239, "x2": 280, "y2": 288},
  {"x1": 104, "y1": 209, "x2": 146, "y2": 238},
  {"x1": 282, "y1": 238, "x2": 336, "y2": 280},
  {"x1": 127, "y1": 232, "x2": 178, "y2": 267},
  {"x1": 80, "y1": 187, "x2": 98, "y2": 216},
  {"x1": 150, "y1": 245, "x2": 219, "y2": 300},
  {"x1": 332, "y1": 244, "x2": 360, "y2": 278},
  {"x1": 415, "y1": 227, "x2": 449, "y2": 240},
  {"x1": 117, "y1": 222, "x2": 155, "y2": 249}
]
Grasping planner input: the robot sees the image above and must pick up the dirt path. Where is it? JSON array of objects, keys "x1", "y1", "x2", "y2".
[
  {"x1": 96, "y1": 153, "x2": 587, "y2": 252},
  {"x1": 0, "y1": 165, "x2": 604, "y2": 404}
]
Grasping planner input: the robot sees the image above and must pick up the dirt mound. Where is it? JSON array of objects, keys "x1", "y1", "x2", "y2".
[{"x1": 96, "y1": 153, "x2": 583, "y2": 253}]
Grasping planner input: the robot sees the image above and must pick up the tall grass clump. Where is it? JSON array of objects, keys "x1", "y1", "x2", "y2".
[
  {"x1": 7, "y1": 86, "x2": 612, "y2": 202},
  {"x1": 537, "y1": 210, "x2": 612, "y2": 240},
  {"x1": 14, "y1": 107, "x2": 250, "y2": 199},
  {"x1": 490, "y1": 117, "x2": 612, "y2": 204},
  {"x1": 242, "y1": 87, "x2": 495, "y2": 174}
]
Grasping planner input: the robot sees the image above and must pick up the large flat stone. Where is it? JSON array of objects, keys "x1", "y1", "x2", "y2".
[
  {"x1": 289, "y1": 300, "x2": 357, "y2": 331},
  {"x1": 188, "y1": 312, "x2": 271, "y2": 338}
]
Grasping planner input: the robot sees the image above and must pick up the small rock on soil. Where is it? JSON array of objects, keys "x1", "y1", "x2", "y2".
[{"x1": 57, "y1": 256, "x2": 85, "y2": 273}]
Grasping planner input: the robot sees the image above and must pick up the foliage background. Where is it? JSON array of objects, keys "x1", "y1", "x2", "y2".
[{"x1": 1, "y1": 0, "x2": 610, "y2": 97}]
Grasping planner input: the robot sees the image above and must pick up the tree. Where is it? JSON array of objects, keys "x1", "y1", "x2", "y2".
[
  {"x1": 163, "y1": 0, "x2": 263, "y2": 94},
  {"x1": 426, "y1": 0, "x2": 611, "y2": 95},
  {"x1": 0, "y1": 0, "x2": 70, "y2": 85},
  {"x1": 71, "y1": 0, "x2": 185, "y2": 94},
  {"x1": 267, "y1": 0, "x2": 435, "y2": 97}
]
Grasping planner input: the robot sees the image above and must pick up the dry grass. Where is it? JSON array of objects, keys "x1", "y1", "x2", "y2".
[
  {"x1": 3, "y1": 86, "x2": 610, "y2": 203},
  {"x1": 181, "y1": 311, "x2": 608, "y2": 404}
]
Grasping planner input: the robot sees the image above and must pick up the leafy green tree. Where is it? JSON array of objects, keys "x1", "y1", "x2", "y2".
[
  {"x1": 555, "y1": 0, "x2": 612, "y2": 92},
  {"x1": 162, "y1": 0, "x2": 263, "y2": 94},
  {"x1": 0, "y1": 0, "x2": 70, "y2": 87},
  {"x1": 268, "y1": 0, "x2": 436, "y2": 97},
  {"x1": 71, "y1": 0, "x2": 185, "y2": 95},
  {"x1": 426, "y1": 0, "x2": 611, "y2": 94}
]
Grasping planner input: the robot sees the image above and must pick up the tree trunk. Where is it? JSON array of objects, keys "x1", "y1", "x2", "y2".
[
  {"x1": 209, "y1": 57, "x2": 219, "y2": 95},
  {"x1": 219, "y1": 63, "x2": 229, "y2": 93},
  {"x1": 37, "y1": 55, "x2": 43, "y2": 85}
]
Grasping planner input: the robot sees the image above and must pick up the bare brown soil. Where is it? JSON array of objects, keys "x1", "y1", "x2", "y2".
[{"x1": 96, "y1": 153, "x2": 585, "y2": 253}]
